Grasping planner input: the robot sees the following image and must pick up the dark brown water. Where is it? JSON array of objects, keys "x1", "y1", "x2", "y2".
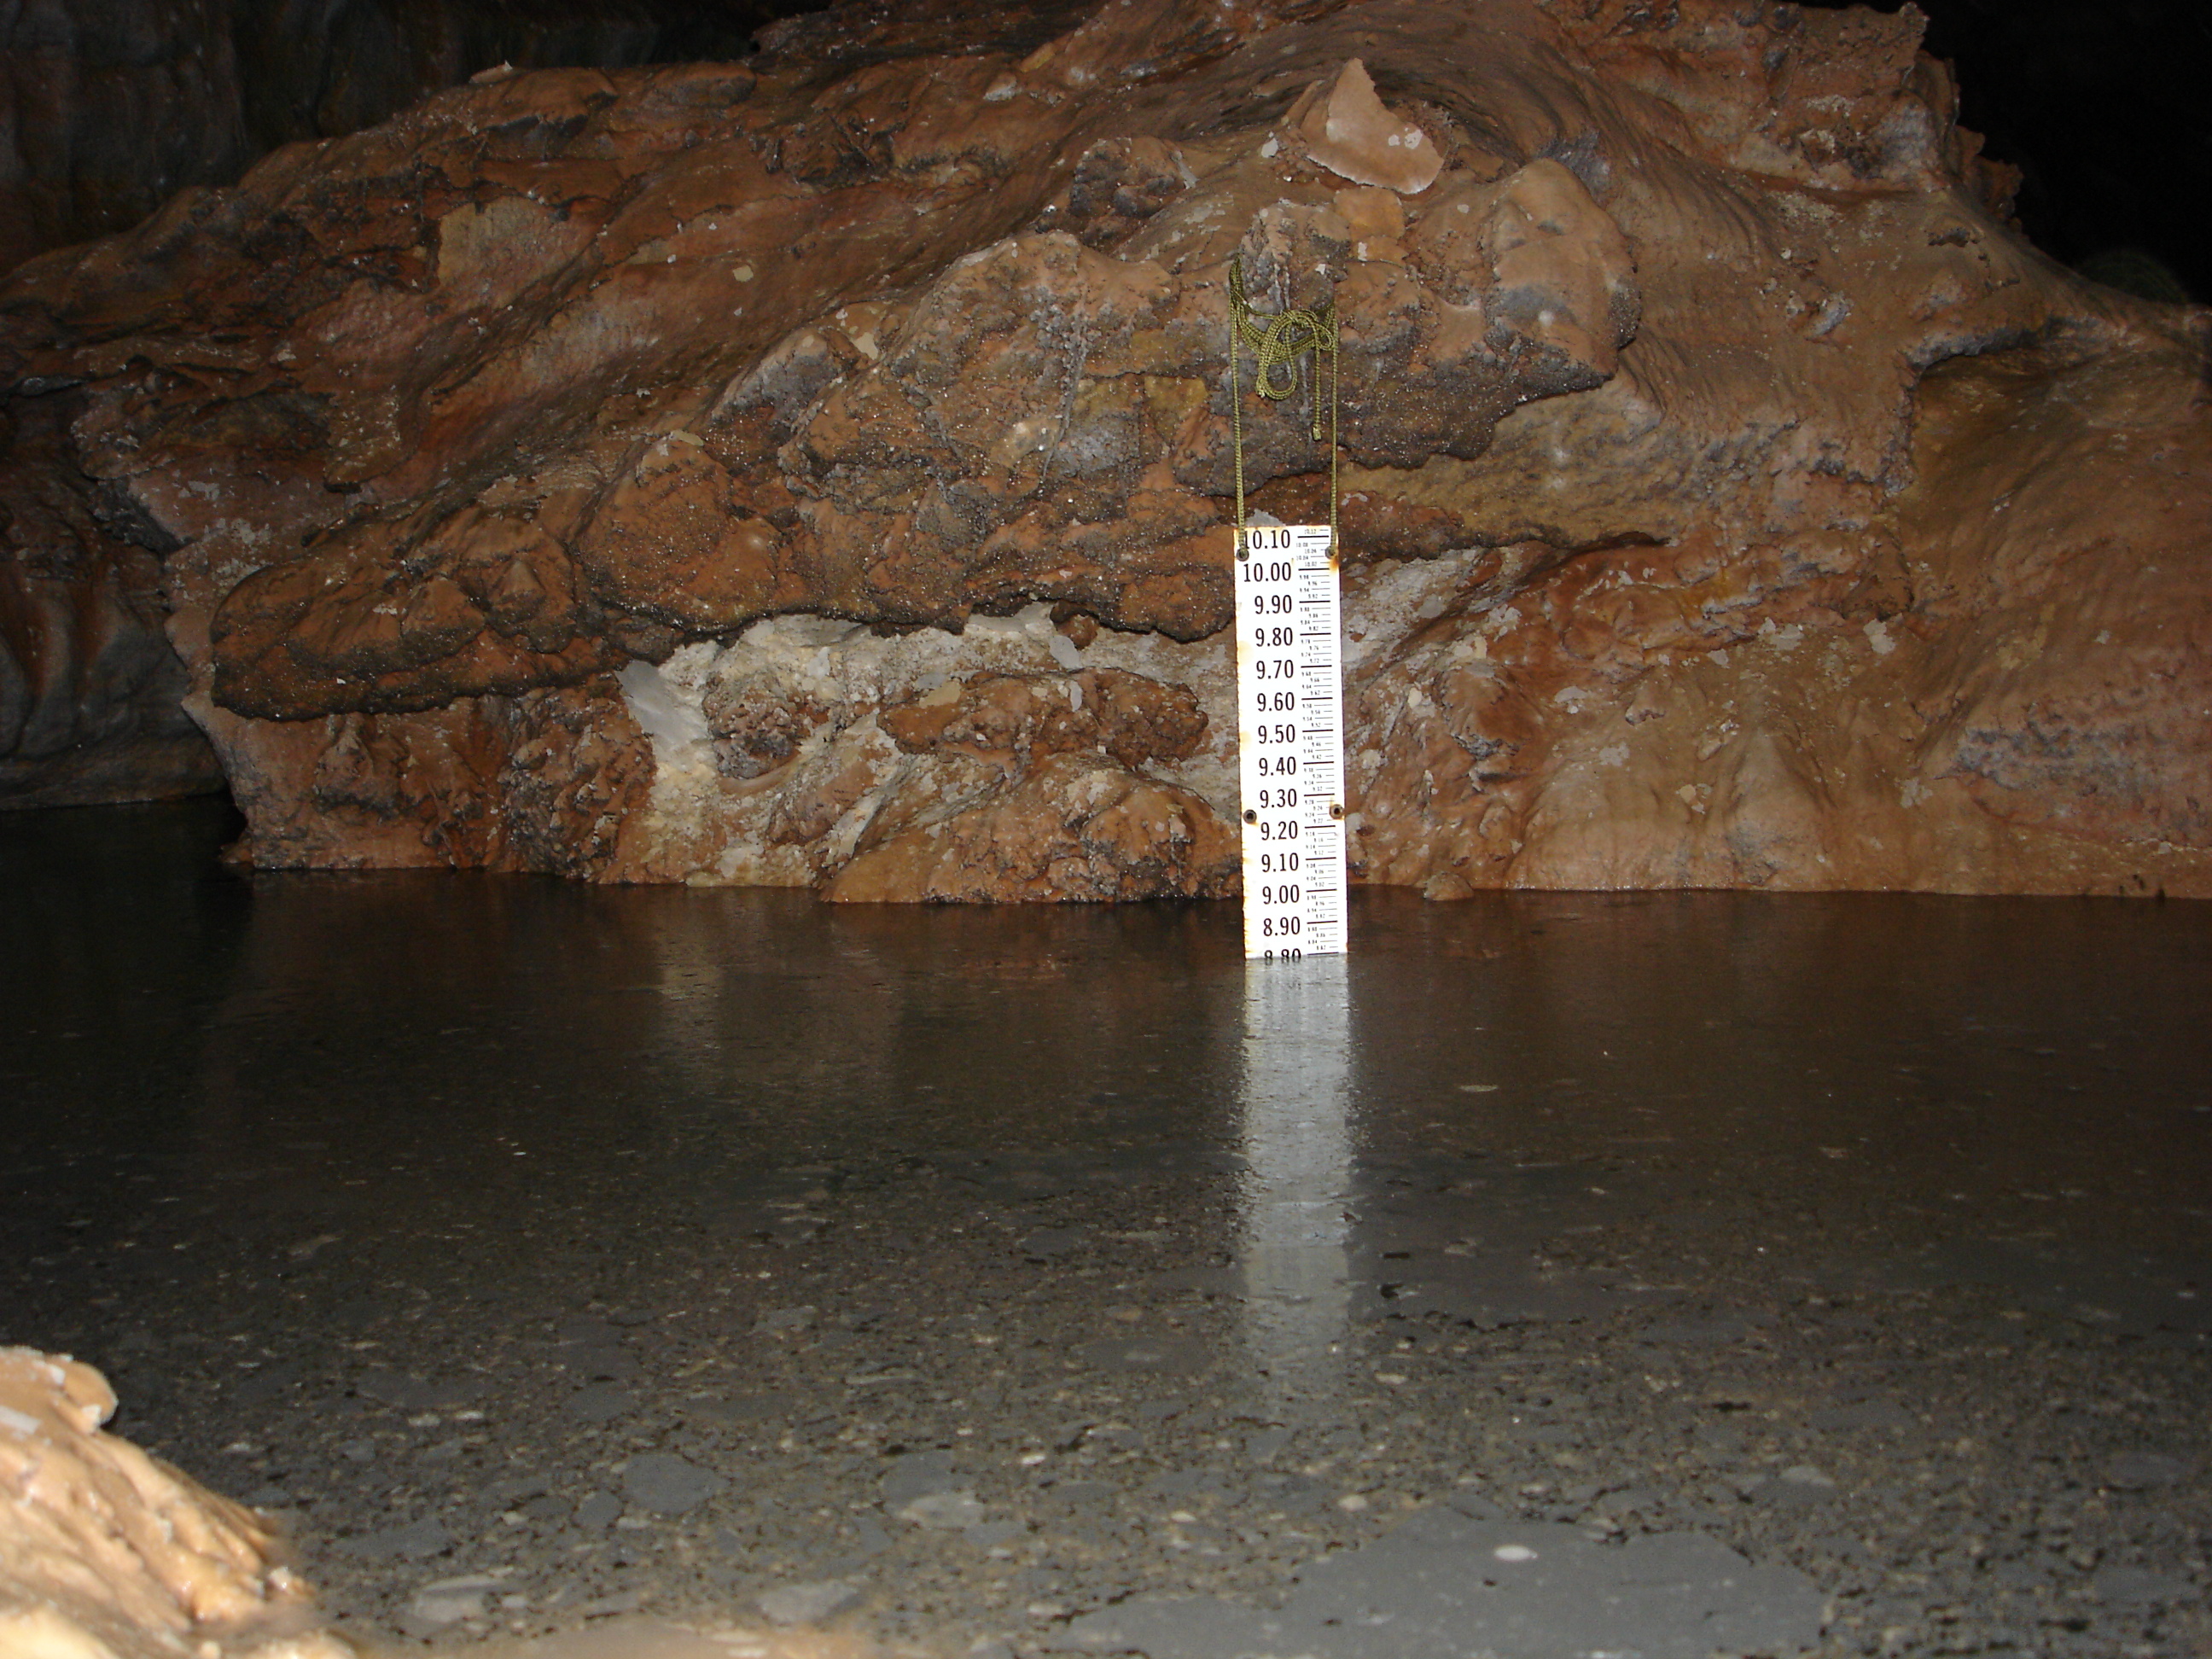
[{"x1": 4, "y1": 800, "x2": 2209, "y2": 1657}]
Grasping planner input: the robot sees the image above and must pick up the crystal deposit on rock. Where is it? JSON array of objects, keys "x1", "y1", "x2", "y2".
[
  {"x1": 2, "y1": 0, "x2": 2204, "y2": 896},
  {"x1": 0, "y1": 1345, "x2": 344, "y2": 1659}
]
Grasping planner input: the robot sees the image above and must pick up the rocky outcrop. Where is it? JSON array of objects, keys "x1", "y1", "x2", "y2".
[
  {"x1": 0, "y1": 1, "x2": 769, "y2": 278},
  {"x1": 0, "y1": 393, "x2": 224, "y2": 807},
  {"x1": 0, "y1": 1346, "x2": 346, "y2": 1659},
  {"x1": 2, "y1": 0, "x2": 2205, "y2": 896},
  {"x1": 0, "y1": 0, "x2": 766, "y2": 809}
]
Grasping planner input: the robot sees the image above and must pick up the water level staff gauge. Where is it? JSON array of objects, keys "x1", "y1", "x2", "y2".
[{"x1": 1236, "y1": 524, "x2": 1348, "y2": 959}]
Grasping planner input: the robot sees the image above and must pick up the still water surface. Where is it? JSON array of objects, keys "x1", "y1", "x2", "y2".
[{"x1": 4, "y1": 801, "x2": 2209, "y2": 1654}]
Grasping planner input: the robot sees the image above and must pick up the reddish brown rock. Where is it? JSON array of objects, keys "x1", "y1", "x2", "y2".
[
  {"x1": 880, "y1": 668, "x2": 1208, "y2": 771},
  {"x1": 825, "y1": 749, "x2": 1237, "y2": 904},
  {"x1": 0, "y1": 395, "x2": 224, "y2": 806},
  {"x1": 1, "y1": 0, "x2": 2204, "y2": 898}
]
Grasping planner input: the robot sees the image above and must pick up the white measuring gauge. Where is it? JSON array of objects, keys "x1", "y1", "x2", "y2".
[{"x1": 1236, "y1": 524, "x2": 1348, "y2": 959}]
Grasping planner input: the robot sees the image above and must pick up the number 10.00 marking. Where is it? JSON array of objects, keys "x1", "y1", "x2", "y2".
[{"x1": 1235, "y1": 526, "x2": 1347, "y2": 959}]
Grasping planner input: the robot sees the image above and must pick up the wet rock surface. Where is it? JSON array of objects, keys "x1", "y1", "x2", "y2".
[
  {"x1": 2, "y1": 0, "x2": 2205, "y2": 892},
  {"x1": 5, "y1": 801, "x2": 2211, "y2": 1656}
]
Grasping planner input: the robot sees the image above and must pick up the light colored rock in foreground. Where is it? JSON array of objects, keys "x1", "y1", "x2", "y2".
[
  {"x1": 2, "y1": 0, "x2": 2205, "y2": 897},
  {"x1": 0, "y1": 1349, "x2": 883, "y2": 1659},
  {"x1": 0, "y1": 1347, "x2": 344, "y2": 1659}
]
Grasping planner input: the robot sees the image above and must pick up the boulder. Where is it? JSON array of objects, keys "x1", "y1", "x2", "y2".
[{"x1": 1, "y1": 0, "x2": 2203, "y2": 896}]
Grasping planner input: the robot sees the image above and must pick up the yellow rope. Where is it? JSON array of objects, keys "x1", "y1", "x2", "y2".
[{"x1": 1227, "y1": 255, "x2": 1340, "y2": 562}]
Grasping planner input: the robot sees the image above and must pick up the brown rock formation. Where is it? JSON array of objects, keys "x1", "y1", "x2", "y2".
[
  {"x1": 0, "y1": 1, "x2": 771, "y2": 277},
  {"x1": 1, "y1": 0, "x2": 2205, "y2": 896},
  {"x1": 0, "y1": 394, "x2": 224, "y2": 807}
]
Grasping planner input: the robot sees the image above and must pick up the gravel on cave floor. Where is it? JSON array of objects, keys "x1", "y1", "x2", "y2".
[{"x1": 3, "y1": 801, "x2": 2209, "y2": 1658}]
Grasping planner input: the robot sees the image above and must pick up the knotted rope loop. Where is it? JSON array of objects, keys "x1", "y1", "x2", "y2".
[
  {"x1": 1227, "y1": 254, "x2": 1342, "y2": 562},
  {"x1": 1229, "y1": 257, "x2": 1338, "y2": 426}
]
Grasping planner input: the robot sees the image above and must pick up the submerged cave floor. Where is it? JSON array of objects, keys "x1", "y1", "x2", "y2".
[{"x1": 4, "y1": 801, "x2": 2211, "y2": 1659}]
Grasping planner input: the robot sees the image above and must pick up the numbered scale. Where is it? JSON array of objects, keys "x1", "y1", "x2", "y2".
[{"x1": 1236, "y1": 524, "x2": 1348, "y2": 959}]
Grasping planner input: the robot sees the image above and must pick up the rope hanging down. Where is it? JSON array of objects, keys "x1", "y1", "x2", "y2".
[{"x1": 1227, "y1": 254, "x2": 1341, "y2": 561}]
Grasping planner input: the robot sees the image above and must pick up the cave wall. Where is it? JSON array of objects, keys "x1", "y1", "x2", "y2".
[
  {"x1": 2, "y1": 0, "x2": 2206, "y2": 894},
  {"x1": 0, "y1": 0, "x2": 779, "y2": 806},
  {"x1": 0, "y1": 1, "x2": 777, "y2": 276},
  {"x1": 0, "y1": 389, "x2": 225, "y2": 806}
]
